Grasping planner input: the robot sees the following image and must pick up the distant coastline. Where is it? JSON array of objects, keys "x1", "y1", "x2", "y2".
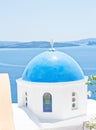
[{"x1": 0, "y1": 38, "x2": 96, "y2": 48}]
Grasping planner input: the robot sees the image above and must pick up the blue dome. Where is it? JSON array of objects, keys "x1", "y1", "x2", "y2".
[{"x1": 22, "y1": 50, "x2": 84, "y2": 82}]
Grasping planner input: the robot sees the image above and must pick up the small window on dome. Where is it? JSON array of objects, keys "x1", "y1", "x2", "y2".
[
  {"x1": 25, "y1": 92, "x2": 28, "y2": 107},
  {"x1": 72, "y1": 92, "x2": 75, "y2": 96},
  {"x1": 72, "y1": 92, "x2": 78, "y2": 110},
  {"x1": 43, "y1": 93, "x2": 52, "y2": 112},
  {"x1": 25, "y1": 92, "x2": 27, "y2": 96}
]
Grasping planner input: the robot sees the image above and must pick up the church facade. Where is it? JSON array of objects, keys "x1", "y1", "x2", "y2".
[{"x1": 16, "y1": 48, "x2": 87, "y2": 120}]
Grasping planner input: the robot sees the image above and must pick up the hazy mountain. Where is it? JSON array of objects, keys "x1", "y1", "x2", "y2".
[
  {"x1": 0, "y1": 38, "x2": 96, "y2": 48},
  {"x1": 73, "y1": 38, "x2": 96, "y2": 46}
]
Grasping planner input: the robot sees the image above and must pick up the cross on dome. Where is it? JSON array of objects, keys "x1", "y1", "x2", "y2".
[{"x1": 49, "y1": 39, "x2": 55, "y2": 51}]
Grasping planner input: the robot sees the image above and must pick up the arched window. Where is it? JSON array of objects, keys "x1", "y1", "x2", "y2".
[{"x1": 43, "y1": 93, "x2": 52, "y2": 112}]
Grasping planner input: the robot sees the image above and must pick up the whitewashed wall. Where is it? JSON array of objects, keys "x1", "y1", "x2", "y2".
[{"x1": 17, "y1": 78, "x2": 87, "y2": 120}]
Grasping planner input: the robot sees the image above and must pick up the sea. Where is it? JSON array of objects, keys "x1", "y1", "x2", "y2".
[{"x1": 0, "y1": 46, "x2": 96, "y2": 103}]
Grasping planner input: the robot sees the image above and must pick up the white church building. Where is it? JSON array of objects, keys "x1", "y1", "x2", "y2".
[{"x1": 16, "y1": 46, "x2": 87, "y2": 120}]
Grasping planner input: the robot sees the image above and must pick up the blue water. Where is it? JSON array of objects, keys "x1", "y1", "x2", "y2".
[{"x1": 0, "y1": 46, "x2": 96, "y2": 102}]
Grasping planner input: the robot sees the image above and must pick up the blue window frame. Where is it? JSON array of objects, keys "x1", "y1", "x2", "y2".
[{"x1": 43, "y1": 93, "x2": 52, "y2": 112}]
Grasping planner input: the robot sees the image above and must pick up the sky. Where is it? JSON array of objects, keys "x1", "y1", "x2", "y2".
[{"x1": 0, "y1": 0, "x2": 96, "y2": 42}]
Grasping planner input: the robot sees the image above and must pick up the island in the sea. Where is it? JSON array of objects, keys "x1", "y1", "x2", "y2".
[{"x1": 0, "y1": 38, "x2": 96, "y2": 48}]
